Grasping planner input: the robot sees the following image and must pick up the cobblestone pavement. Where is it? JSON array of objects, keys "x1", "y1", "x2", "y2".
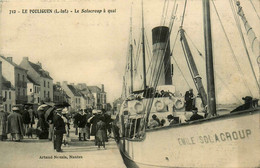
[{"x1": 0, "y1": 128, "x2": 126, "y2": 168}]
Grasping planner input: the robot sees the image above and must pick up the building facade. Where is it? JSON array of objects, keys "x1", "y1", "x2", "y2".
[
  {"x1": 0, "y1": 56, "x2": 28, "y2": 104},
  {"x1": 27, "y1": 75, "x2": 40, "y2": 104},
  {"x1": 53, "y1": 82, "x2": 70, "y2": 104},
  {"x1": 61, "y1": 81, "x2": 81, "y2": 112},
  {"x1": 1, "y1": 76, "x2": 16, "y2": 112},
  {"x1": 76, "y1": 83, "x2": 95, "y2": 109},
  {"x1": 20, "y1": 57, "x2": 53, "y2": 102},
  {"x1": 87, "y1": 84, "x2": 107, "y2": 110}
]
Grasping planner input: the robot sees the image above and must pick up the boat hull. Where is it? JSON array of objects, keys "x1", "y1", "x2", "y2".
[{"x1": 117, "y1": 109, "x2": 260, "y2": 168}]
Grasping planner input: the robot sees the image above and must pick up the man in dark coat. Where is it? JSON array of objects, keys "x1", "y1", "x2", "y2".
[
  {"x1": 188, "y1": 107, "x2": 204, "y2": 121},
  {"x1": 185, "y1": 88, "x2": 195, "y2": 111},
  {"x1": 77, "y1": 110, "x2": 87, "y2": 141},
  {"x1": 53, "y1": 108, "x2": 66, "y2": 152},
  {"x1": 22, "y1": 105, "x2": 31, "y2": 135},
  {"x1": 28, "y1": 106, "x2": 35, "y2": 128},
  {"x1": 0, "y1": 105, "x2": 8, "y2": 141},
  {"x1": 7, "y1": 107, "x2": 24, "y2": 141}
]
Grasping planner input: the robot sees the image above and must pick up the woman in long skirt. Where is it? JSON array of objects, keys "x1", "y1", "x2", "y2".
[{"x1": 95, "y1": 117, "x2": 106, "y2": 149}]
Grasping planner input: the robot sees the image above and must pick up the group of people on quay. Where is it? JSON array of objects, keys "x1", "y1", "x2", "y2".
[{"x1": 0, "y1": 103, "x2": 114, "y2": 152}]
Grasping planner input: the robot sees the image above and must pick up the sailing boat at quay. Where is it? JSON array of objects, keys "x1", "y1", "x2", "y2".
[{"x1": 113, "y1": 0, "x2": 260, "y2": 167}]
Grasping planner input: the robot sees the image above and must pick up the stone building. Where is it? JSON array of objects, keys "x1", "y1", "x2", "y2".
[
  {"x1": 61, "y1": 81, "x2": 81, "y2": 112},
  {"x1": 87, "y1": 84, "x2": 107, "y2": 110},
  {"x1": 76, "y1": 83, "x2": 95, "y2": 109},
  {"x1": 27, "y1": 75, "x2": 41, "y2": 104},
  {"x1": 20, "y1": 57, "x2": 53, "y2": 102},
  {"x1": 0, "y1": 56, "x2": 28, "y2": 104},
  {"x1": 1, "y1": 76, "x2": 16, "y2": 112},
  {"x1": 53, "y1": 82, "x2": 70, "y2": 104}
]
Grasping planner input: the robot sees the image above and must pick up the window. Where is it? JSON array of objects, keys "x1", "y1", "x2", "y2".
[
  {"x1": 76, "y1": 98, "x2": 77, "y2": 103},
  {"x1": 22, "y1": 75, "x2": 24, "y2": 81},
  {"x1": 48, "y1": 82, "x2": 49, "y2": 88},
  {"x1": 5, "y1": 104, "x2": 7, "y2": 111},
  {"x1": 5, "y1": 91, "x2": 7, "y2": 99},
  {"x1": 23, "y1": 89, "x2": 25, "y2": 96},
  {"x1": 44, "y1": 91, "x2": 46, "y2": 98},
  {"x1": 9, "y1": 104, "x2": 11, "y2": 112},
  {"x1": 47, "y1": 91, "x2": 50, "y2": 98},
  {"x1": 18, "y1": 73, "x2": 20, "y2": 81},
  {"x1": 18, "y1": 88, "x2": 20, "y2": 97},
  {"x1": 30, "y1": 88, "x2": 32, "y2": 92},
  {"x1": 9, "y1": 92, "x2": 11, "y2": 99},
  {"x1": 38, "y1": 97, "x2": 40, "y2": 103},
  {"x1": 44, "y1": 81, "x2": 46, "y2": 87},
  {"x1": 34, "y1": 86, "x2": 37, "y2": 93}
]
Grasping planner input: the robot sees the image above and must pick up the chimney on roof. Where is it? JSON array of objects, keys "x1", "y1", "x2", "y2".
[
  {"x1": 7, "y1": 57, "x2": 13, "y2": 62},
  {"x1": 37, "y1": 61, "x2": 42, "y2": 68},
  {"x1": 23, "y1": 57, "x2": 29, "y2": 61},
  {"x1": 70, "y1": 83, "x2": 74, "y2": 86},
  {"x1": 101, "y1": 84, "x2": 104, "y2": 92},
  {"x1": 56, "y1": 82, "x2": 61, "y2": 86}
]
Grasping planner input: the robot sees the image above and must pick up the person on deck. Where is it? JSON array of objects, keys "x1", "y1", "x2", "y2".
[
  {"x1": 185, "y1": 88, "x2": 195, "y2": 111},
  {"x1": 167, "y1": 115, "x2": 178, "y2": 125},
  {"x1": 0, "y1": 105, "x2": 8, "y2": 141},
  {"x1": 148, "y1": 115, "x2": 160, "y2": 128},
  {"x1": 188, "y1": 107, "x2": 204, "y2": 121},
  {"x1": 7, "y1": 107, "x2": 24, "y2": 141}
]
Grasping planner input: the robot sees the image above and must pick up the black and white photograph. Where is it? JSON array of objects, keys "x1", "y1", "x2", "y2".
[{"x1": 0, "y1": 0, "x2": 259, "y2": 167}]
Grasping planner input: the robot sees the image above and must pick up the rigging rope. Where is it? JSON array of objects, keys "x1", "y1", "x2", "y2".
[
  {"x1": 171, "y1": 31, "x2": 191, "y2": 88},
  {"x1": 211, "y1": 0, "x2": 253, "y2": 96},
  {"x1": 180, "y1": 0, "x2": 188, "y2": 27},
  {"x1": 163, "y1": 0, "x2": 170, "y2": 26},
  {"x1": 249, "y1": 0, "x2": 260, "y2": 20},
  {"x1": 184, "y1": 28, "x2": 242, "y2": 103},
  {"x1": 230, "y1": 0, "x2": 260, "y2": 93}
]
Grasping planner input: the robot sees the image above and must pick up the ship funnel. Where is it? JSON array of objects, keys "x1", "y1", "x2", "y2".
[{"x1": 152, "y1": 26, "x2": 172, "y2": 85}]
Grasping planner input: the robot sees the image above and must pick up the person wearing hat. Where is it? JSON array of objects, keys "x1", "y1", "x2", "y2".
[
  {"x1": 185, "y1": 88, "x2": 195, "y2": 111},
  {"x1": 53, "y1": 108, "x2": 66, "y2": 152},
  {"x1": 0, "y1": 105, "x2": 8, "y2": 141},
  {"x1": 22, "y1": 105, "x2": 31, "y2": 137},
  {"x1": 77, "y1": 109, "x2": 88, "y2": 141},
  {"x1": 61, "y1": 108, "x2": 70, "y2": 145},
  {"x1": 89, "y1": 109, "x2": 101, "y2": 145},
  {"x1": 7, "y1": 106, "x2": 24, "y2": 141},
  {"x1": 188, "y1": 107, "x2": 204, "y2": 121}
]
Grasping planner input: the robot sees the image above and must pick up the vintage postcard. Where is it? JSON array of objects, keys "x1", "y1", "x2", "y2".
[{"x1": 0, "y1": 0, "x2": 259, "y2": 168}]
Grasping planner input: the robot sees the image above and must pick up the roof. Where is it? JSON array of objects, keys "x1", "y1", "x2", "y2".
[
  {"x1": 0, "y1": 56, "x2": 27, "y2": 71},
  {"x1": 28, "y1": 61, "x2": 53, "y2": 80},
  {"x1": 27, "y1": 75, "x2": 40, "y2": 86},
  {"x1": 1, "y1": 76, "x2": 15, "y2": 90},
  {"x1": 67, "y1": 85, "x2": 81, "y2": 97},
  {"x1": 87, "y1": 86, "x2": 101, "y2": 93}
]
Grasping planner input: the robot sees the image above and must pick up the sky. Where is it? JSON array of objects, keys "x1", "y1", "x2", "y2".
[{"x1": 0, "y1": 0, "x2": 259, "y2": 104}]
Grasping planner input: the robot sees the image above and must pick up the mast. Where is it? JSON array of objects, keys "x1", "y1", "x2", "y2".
[
  {"x1": 180, "y1": 28, "x2": 207, "y2": 107},
  {"x1": 236, "y1": 1, "x2": 260, "y2": 96},
  {"x1": 130, "y1": 5, "x2": 134, "y2": 93},
  {"x1": 203, "y1": 0, "x2": 216, "y2": 115},
  {"x1": 141, "y1": 0, "x2": 147, "y2": 89}
]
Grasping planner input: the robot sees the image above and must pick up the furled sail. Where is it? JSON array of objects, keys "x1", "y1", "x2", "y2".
[{"x1": 236, "y1": 1, "x2": 260, "y2": 88}]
